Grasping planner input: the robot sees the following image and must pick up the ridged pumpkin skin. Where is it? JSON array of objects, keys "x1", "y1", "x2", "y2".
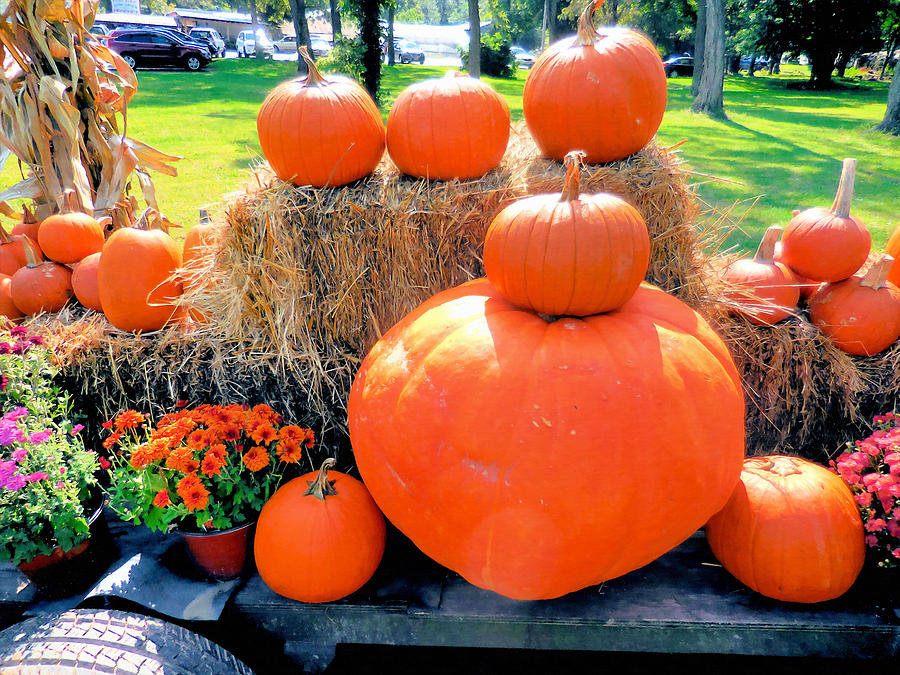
[
  {"x1": 886, "y1": 224, "x2": 900, "y2": 288},
  {"x1": 71, "y1": 252, "x2": 103, "y2": 312},
  {"x1": 349, "y1": 279, "x2": 745, "y2": 600},
  {"x1": 387, "y1": 73, "x2": 510, "y2": 180},
  {"x1": 780, "y1": 159, "x2": 870, "y2": 282},
  {"x1": 706, "y1": 456, "x2": 865, "y2": 603},
  {"x1": 483, "y1": 156, "x2": 649, "y2": 315},
  {"x1": 98, "y1": 227, "x2": 183, "y2": 332},
  {"x1": 0, "y1": 274, "x2": 24, "y2": 321},
  {"x1": 254, "y1": 462, "x2": 386, "y2": 603},
  {"x1": 523, "y1": 2, "x2": 666, "y2": 164},
  {"x1": 257, "y1": 52, "x2": 385, "y2": 188},
  {"x1": 808, "y1": 255, "x2": 900, "y2": 356},
  {"x1": 722, "y1": 226, "x2": 800, "y2": 325},
  {"x1": 38, "y1": 211, "x2": 105, "y2": 264}
]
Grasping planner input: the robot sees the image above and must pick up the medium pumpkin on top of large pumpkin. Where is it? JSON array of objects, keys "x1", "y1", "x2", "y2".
[
  {"x1": 349, "y1": 278, "x2": 745, "y2": 600},
  {"x1": 523, "y1": 0, "x2": 667, "y2": 164},
  {"x1": 37, "y1": 193, "x2": 106, "y2": 264},
  {"x1": 386, "y1": 71, "x2": 510, "y2": 181}
]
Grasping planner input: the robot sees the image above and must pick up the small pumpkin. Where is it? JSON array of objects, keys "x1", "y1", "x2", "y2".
[
  {"x1": 807, "y1": 254, "x2": 900, "y2": 356},
  {"x1": 706, "y1": 455, "x2": 865, "y2": 603},
  {"x1": 779, "y1": 158, "x2": 871, "y2": 282},
  {"x1": 773, "y1": 241, "x2": 820, "y2": 300},
  {"x1": 885, "y1": 223, "x2": 900, "y2": 288},
  {"x1": 523, "y1": 0, "x2": 666, "y2": 164},
  {"x1": 721, "y1": 226, "x2": 800, "y2": 325},
  {"x1": 98, "y1": 210, "x2": 183, "y2": 333},
  {"x1": 0, "y1": 227, "x2": 28, "y2": 276},
  {"x1": 9, "y1": 238, "x2": 72, "y2": 315},
  {"x1": 71, "y1": 252, "x2": 103, "y2": 312},
  {"x1": 0, "y1": 274, "x2": 25, "y2": 321},
  {"x1": 254, "y1": 458, "x2": 386, "y2": 603},
  {"x1": 37, "y1": 194, "x2": 106, "y2": 264},
  {"x1": 483, "y1": 151, "x2": 649, "y2": 315},
  {"x1": 180, "y1": 211, "x2": 218, "y2": 324},
  {"x1": 386, "y1": 71, "x2": 510, "y2": 180},
  {"x1": 257, "y1": 48, "x2": 385, "y2": 188},
  {"x1": 10, "y1": 206, "x2": 42, "y2": 252}
]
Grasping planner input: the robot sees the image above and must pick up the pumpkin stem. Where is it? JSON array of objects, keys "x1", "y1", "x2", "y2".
[
  {"x1": 758, "y1": 456, "x2": 803, "y2": 477},
  {"x1": 20, "y1": 236, "x2": 42, "y2": 268},
  {"x1": 0, "y1": 225, "x2": 11, "y2": 245},
  {"x1": 560, "y1": 150, "x2": 586, "y2": 202},
  {"x1": 859, "y1": 254, "x2": 894, "y2": 290},
  {"x1": 754, "y1": 226, "x2": 782, "y2": 264},
  {"x1": 22, "y1": 205, "x2": 37, "y2": 224},
  {"x1": 830, "y1": 158, "x2": 857, "y2": 219},
  {"x1": 59, "y1": 189, "x2": 78, "y2": 214},
  {"x1": 303, "y1": 457, "x2": 338, "y2": 501},
  {"x1": 575, "y1": 0, "x2": 607, "y2": 46},
  {"x1": 300, "y1": 47, "x2": 327, "y2": 87}
]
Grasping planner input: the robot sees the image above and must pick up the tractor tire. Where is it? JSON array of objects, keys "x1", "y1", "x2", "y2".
[{"x1": 0, "y1": 609, "x2": 254, "y2": 674}]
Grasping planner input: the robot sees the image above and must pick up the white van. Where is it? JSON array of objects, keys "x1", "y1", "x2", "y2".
[{"x1": 236, "y1": 28, "x2": 275, "y2": 59}]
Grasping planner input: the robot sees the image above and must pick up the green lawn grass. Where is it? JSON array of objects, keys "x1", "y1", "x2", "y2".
[{"x1": 2, "y1": 59, "x2": 897, "y2": 252}]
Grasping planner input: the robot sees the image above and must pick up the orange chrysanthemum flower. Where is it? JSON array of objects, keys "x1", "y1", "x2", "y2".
[
  {"x1": 115, "y1": 409, "x2": 146, "y2": 431},
  {"x1": 303, "y1": 428, "x2": 315, "y2": 449},
  {"x1": 102, "y1": 431, "x2": 122, "y2": 450},
  {"x1": 207, "y1": 444, "x2": 228, "y2": 462},
  {"x1": 278, "y1": 425, "x2": 303, "y2": 442},
  {"x1": 130, "y1": 444, "x2": 155, "y2": 470},
  {"x1": 177, "y1": 473, "x2": 210, "y2": 511},
  {"x1": 187, "y1": 429, "x2": 210, "y2": 450},
  {"x1": 222, "y1": 423, "x2": 241, "y2": 441},
  {"x1": 201, "y1": 452, "x2": 226, "y2": 477},
  {"x1": 251, "y1": 424, "x2": 278, "y2": 445},
  {"x1": 166, "y1": 446, "x2": 199, "y2": 474},
  {"x1": 276, "y1": 439, "x2": 303, "y2": 464},
  {"x1": 153, "y1": 489, "x2": 171, "y2": 508},
  {"x1": 242, "y1": 446, "x2": 270, "y2": 472}
]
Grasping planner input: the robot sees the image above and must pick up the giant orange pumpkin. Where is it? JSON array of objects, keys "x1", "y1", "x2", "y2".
[
  {"x1": 483, "y1": 151, "x2": 649, "y2": 316},
  {"x1": 523, "y1": 0, "x2": 666, "y2": 164},
  {"x1": 257, "y1": 48, "x2": 385, "y2": 188},
  {"x1": 886, "y1": 223, "x2": 900, "y2": 288},
  {"x1": 705, "y1": 455, "x2": 865, "y2": 603},
  {"x1": 808, "y1": 254, "x2": 900, "y2": 356},
  {"x1": 254, "y1": 459, "x2": 386, "y2": 603},
  {"x1": 349, "y1": 279, "x2": 745, "y2": 600},
  {"x1": 386, "y1": 72, "x2": 510, "y2": 180},
  {"x1": 721, "y1": 226, "x2": 800, "y2": 325},
  {"x1": 98, "y1": 215, "x2": 183, "y2": 332},
  {"x1": 37, "y1": 201, "x2": 105, "y2": 264},
  {"x1": 779, "y1": 159, "x2": 871, "y2": 282},
  {"x1": 9, "y1": 239, "x2": 72, "y2": 315}
]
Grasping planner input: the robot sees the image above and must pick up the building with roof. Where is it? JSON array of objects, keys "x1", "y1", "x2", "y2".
[
  {"x1": 93, "y1": 11, "x2": 177, "y2": 32},
  {"x1": 167, "y1": 8, "x2": 255, "y2": 44}
]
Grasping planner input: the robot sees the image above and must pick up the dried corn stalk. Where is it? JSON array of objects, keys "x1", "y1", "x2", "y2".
[{"x1": 0, "y1": 0, "x2": 180, "y2": 225}]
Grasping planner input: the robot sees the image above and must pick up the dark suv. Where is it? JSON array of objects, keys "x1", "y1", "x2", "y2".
[{"x1": 107, "y1": 29, "x2": 212, "y2": 71}]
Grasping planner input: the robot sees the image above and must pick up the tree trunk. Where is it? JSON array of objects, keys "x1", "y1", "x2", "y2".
[
  {"x1": 438, "y1": 0, "x2": 448, "y2": 24},
  {"x1": 387, "y1": 3, "x2": 395, "y2": 65},
  {"x1": 610, "y1": 0, "x2": 618, "y2": 24},
  {"x1": 359, "y1": 0, "x2": 381, "y2": 100},
  {"x1": 835, "y1": 51, "x2": 851, "y2": 78},
  {"x1": 541, "y1": 0, "x2": 549, "y2": 51},
  {"x1": 880, "y1": 33, "x2": 896, "y2": 79},
  {"x1": 876, "y1": 65, "x2": 900, "y2": 134},
  {"x1": 287, "y1": 0, "x2": 311, "y2": 71},
  {"x1": 548, "y1": 0, "x2": 564, "y2": 42},
  {"x1": 249, "y1": 1, "x2": 262, "y2": 60},
  {"x1": 329, "y1": 0, "x2": 341, "y2": 38},
  {"x1": 467, "y1": 0, "x2": 481, "y2": 78},
  {"x1": 809, "y1": 47, "x2": 837, "y2": 88},
  {"x1": 748, "y1": 55, "x2": 756, "y2": 76},
  {"x1": 691, "y1": 0, "x2": 725, "y2": 118},
  {"x1": 691, "y1": 0, "x2": 706, "y2": 97}
]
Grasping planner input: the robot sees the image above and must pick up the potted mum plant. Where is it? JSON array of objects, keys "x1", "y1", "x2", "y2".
[
  {"x1": 103, "y1": 402, "x2": 315, "y2": 579},
  {"x1": 0, "y1": 325, "x2": 112, "y2": 597}
]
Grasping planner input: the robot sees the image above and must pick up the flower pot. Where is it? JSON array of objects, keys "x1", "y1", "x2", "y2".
[
  {"x1": 17, "y1": 503, "x2": 115, "y2": 598},
  {"x1": 180, "y1": 520, "x2": 255, "y2": 580}
]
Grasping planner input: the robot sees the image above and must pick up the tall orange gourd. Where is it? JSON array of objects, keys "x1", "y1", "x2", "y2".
[
  {"x1": 386, "y1": 72, "x2": 510, "y2": 180},
  {"x1": 9, "y1": 239, "x2": 72, "y2": 315},
  {"x1": 98, "y1": 213, "x2": 183, "y2": 332},
  {"x1": 254, "y1": 459, "x2": 386, "y2": 603},
  {"x1": 37, "y1": 193, "x2": 106, "y2": 264},
  {"x1": 349, "y1": 278, "x2": 745, "y2": 600},
  {"x1": 779, "y1": 158, "x2": 871, "y2": 282},
  {"x1": 706, "y1": 456, "x2": 864, "y2": 603},
  {"x1": 523, "y1": 0, "x2": 666, "y2": 164},
  {"x1": 257, "y1": 48, "x2": 385, "y2": 188},
  {"x1": 483, "y1": 152, "x2": 649, "y2": 315}
]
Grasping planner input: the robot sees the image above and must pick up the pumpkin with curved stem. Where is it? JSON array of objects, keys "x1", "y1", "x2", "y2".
[
  {"x1": 808, "y1": 254, "x2": 900, "y2": 356},
  {"x1": 706, "y1": 455, "x2": 864, "y2": 603},
  {"x1": 483, "y1": 151, "x2": 649, "y2": 315},
  {"x1": 349, "y1": 279, "x2": 744, "y2": 600},
  {"x1": 257, "y1": 48, "x2": 385, "y2": 188},
  {"x1": 386, "y1": 72, "x2": 510, "y2": 180},
  {"x1": 779, "y1": 159, "x2": 871, "y2": 282},
  {"x1": 98, "y1": 211, "x2": 183, "y2": 332},
  {"x1": 254, "y1": 458, "x2": 386, "y2": 603},
  {"x1": 523, "y1": 0, "x2": 666, "y2": 164},
  {"x1": 71, "y1": 252, "x2": 103, "y2": 312},
  {"x1": 721, "y1": 226, "x2": 800, "y2": 325},
  {"x1": 0, "y1": 274, "x2": 24, "y2": 321},
  {"x1": 0, "y1": 227, "x2": 28, "y2": 276},
  {"x1": 37, "y1": 194, "x2": 106, "y2": 264},
  {"x1": 9, "y1": 238, "x2": 72, "y2": 315}
]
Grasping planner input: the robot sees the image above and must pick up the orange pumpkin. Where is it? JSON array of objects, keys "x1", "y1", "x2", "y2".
[
  {"x1": 71, "y1": 252, "x2": 103, "y2": 312},
  {"x1": 386, "y1": 72, "x2": 510, "y2": 180},
  {"x1": 0, "y1": 227, "x2": 28, "y2": 276},
  {"x1": 254, "y1": 458, "x2": 386, "y2": 603},
  {"x1": 721, "y1": 226, "x2": 800, "y2": 325},
  {"x1": 779, "y1": 159, "x2": 871, "y2": 282},
  {"x1": 257, "y1": 48, "x2": 385, "y2": 188},
  {"x1": 349, "y1": 279, "x2": 745, "y2": 600},
  {"x1": 9, "y1": 239, "x2": 72, "y2": 315},
  {"x1": 0, "y1": 274, "x2": 24, "y2": 321},
  {"x1": 37, "y1": 197, "x2": 105, "y2": 264},
  {"x1": 10, "y1": 206, "x2": 42, "y2": 252},
  {"x1": 773, "y1": 240, "x2": 820, "y2": 299},
  {"x1": 808, "y1": 254, "x2": 900, "y2": 356},
  {"x1": 483, "y1": 151, "x2": 649, "y2": 315},
  {"x1": 98, "y1": 214, "x2": 183, "y2": 332},
  {"x1": 181, "y1": 212, "x2": 218, "y2": 324},
  {"x1": 886, "y1": 223, "x2": 900, "y2": 288},
  {"x1": 706, "y1": 455, "x2": 865, "y2": 603},
  {"x1": 523, "y1": 0, "x2": 666, "y2": 164}
]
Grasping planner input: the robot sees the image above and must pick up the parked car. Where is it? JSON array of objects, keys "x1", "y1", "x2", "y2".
[
  {"x1": 310, "y1": 37, "x2": 332, "y2": 58},
  {"x1": 107, "y1": 29, "x2": 211, "y2": 71},
  {"x1": 395, "y1": 39, "x2": 425, "y2": 64},
  {"x1": 510, "y1": 45, "x2": 534, "y2": 69},
  {"x1": 272, "y1": 34, "x2": 296, "y2": 53},
  {"x1": 739, "y1": 55, "x2": 769, "y2": 71},
  {"x1": 189, "y1": 26, "x2": 226, "y2": 59},
  {"x1": 91, "y1": 23, "x2": 110, "y2": 36},
  {"x1": 663, "y1": 55, "x2": 693, "y2": 77},
  {"x1": 236, "y1": 29, "x2": 275, "y2": 58}
]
